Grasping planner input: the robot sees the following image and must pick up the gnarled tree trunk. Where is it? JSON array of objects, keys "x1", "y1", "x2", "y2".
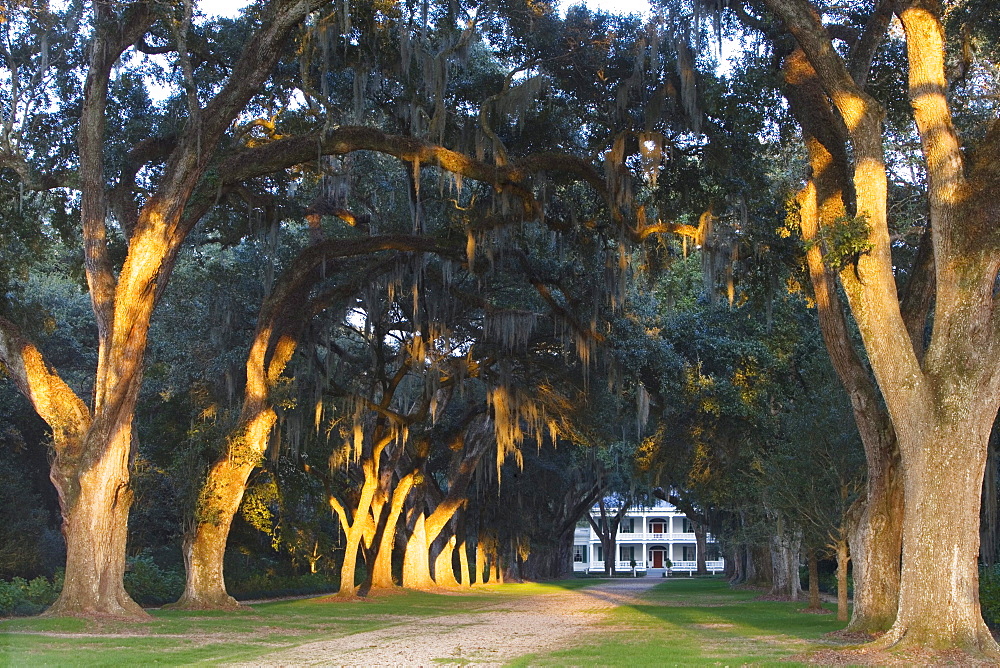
[
  {"x1": 881, "y1": 417, "x2": 996, "y2": 651},
  {"x1": 768, "y1": 524, "x2": 801, "y2": 600},
  {"x1": 403, "y1": 511, "x2": 434, "y2": 589},
  {"x1": 47, "y1": 428, "x2": 144, "y2": 618},
  {"x1": 784, "y1": 46, "x2": 904, "y2": 634},
  {"x1": 433, "y1": 533, "x2": 460, "y2": 587},
  {"x1": 170, "y1": 411, "x2": 276, "y2": 610},
  {"x1": 765, "y1": 0, "x2": 1000, "y2": 653},
  {"x1": 845, "y1": 448, "x2": 902, "y2": 633},
  {"x1": 369, "y1": 472, "x2": 416, "y2": 590}
]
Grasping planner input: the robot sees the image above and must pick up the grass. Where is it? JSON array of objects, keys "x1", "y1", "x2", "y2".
[
  {"x1": 477, "y1": 577, "x2": 610, "y2": 594},
  {"x1": 509, "y1": 578, "x2": 847, "y2": 667},
  {"x1": 0, "y1": 588, "x2": 505, "y2": 666},
  {"x1": 0, "y1": 578, "x2": 848, "y2": 666}
]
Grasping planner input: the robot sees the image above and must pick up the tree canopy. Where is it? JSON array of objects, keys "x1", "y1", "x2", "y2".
[{"x1": 2, "y1": 0, "x2": 1000, "y2": 659}]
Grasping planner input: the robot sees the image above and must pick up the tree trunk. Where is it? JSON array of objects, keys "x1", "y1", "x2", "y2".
[
  {"x1": 521, "y1": 530, "x2": 575, "y2": 580},
  {"x1": 767, "y1": 0, "x2": 1000, "y2": 654},
  {"x1": 46, "y1": 431, "x2": 146, "y2": 618},
  {"x1": 475, "y1": 540, "x2": 487, "y2": 585},
  {"x1": 173, "y1": 522, "x2": 241, "y2": 610},
  {"x1": 878, "y1": 422, "x2": 997, "y2": 652},
  {"x1": 171, "y1": 412, "x2": 276, "y2": 609},
  {"x1": 806, "y1": 548, "x2": 822, "y2": 611},
  {"x1": 769, "y1": 526, "x2": 801, "y2": 600},
  {"x1": 339, "y1": 538, "x2": 363, "y2": 596},
  {"x1": 845, "y1": 456, "x2": 903, "y2": 633},
  {"x1": 433, "y1": 535, "x2": 460, "y2": 587},
  {"x1": 694, "y1": 522, "x2": 708, "y2": 575},
  {"x1": 334, "y1": 465, "x2": 380, "y2": 597},
  {"x1": 369, "y1": 473, "x2": 415, "y2": 590},
  {"x1": 784, "y1": 46, "x2": 904, "y2": 635},
  {"x1": 402, "y1": 512, "x2": 434, "y2": 589},
  {"x1": 836, "y1": 538, "x2": 850, "y2": 622},
  {"x1": 748, "y1": 544, "x2": 768, "y2": 587},
  {"x1": 727, "y1": 545, "x2": 744, "y2": 585},
  {"x1": 457, "y1": 539, "x2": 471, "y2": 586}
]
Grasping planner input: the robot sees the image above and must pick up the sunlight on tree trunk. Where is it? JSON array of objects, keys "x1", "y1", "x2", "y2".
[
  {"x1": 403, "y1": 512, "x2": 434, "y2": 589},
  {"x1": 474, "y1": 541, "x2": 488, "y2": 585},
  {"x1": 47, "y1": 428, "x2": 146, "y2": 619},
  {"x1": 457, "y1": 539, "x2": 471, "y2": 587},
  {"x1": 370, "y1": 473, "x2": 415, "y2": 589},
  {"x1": 433, "y1": 535, "x2": 460, "y2": 587}
]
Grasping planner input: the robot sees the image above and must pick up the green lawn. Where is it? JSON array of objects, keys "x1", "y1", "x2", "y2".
[
  {"x1": 510, "y1": 578, "x2": 847, "y2": 667},
  {"x1": 0, "y1": 578, "x2": 847, "y2": 666},
  {"x1": 0, "y1": 589, "x2": 506, "y2": 666}
]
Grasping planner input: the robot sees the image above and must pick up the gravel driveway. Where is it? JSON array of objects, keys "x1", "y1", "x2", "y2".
[{"x1": 233, "y1": 577, "x2": 661, "y2": 667}]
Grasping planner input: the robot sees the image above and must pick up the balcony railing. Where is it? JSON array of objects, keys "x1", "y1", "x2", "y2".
[
  {"x1": 588, "y1": 560, "x2": 647, "y2": 571},
  {"x1": 616, "y1": 532, "x2": 697, "y2": 541},
  {"x1": 583, "y1": 559, "x2": 726, "y2": 574},
  {"x1": 667, "y1": 560, "x2": 725, "y2": 574}
]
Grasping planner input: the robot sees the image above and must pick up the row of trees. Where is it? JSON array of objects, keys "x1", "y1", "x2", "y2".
[{"x1": 1, "y1": 0, "x2": 1000, "y2": 658}]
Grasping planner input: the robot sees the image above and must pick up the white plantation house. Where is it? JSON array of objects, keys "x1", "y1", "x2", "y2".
[{"x1": 573, "y1": 498, "x2": 725, "y2": 575}]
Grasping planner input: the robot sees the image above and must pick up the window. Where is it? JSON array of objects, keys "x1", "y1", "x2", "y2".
[
  {"x1": 573, "y1": 545, "x2": 586, "y2": 562},
  {"x1": 620, "y1": 517, "x2": 634, "y2": 533},
  {"x1": 595, "y1": 545, "x2": 604, "y2": 562},
  {"x1": 682, "y1": 518, "x2": 694, "y2": 534},
  {"x1": 682, "y1": 545, "x2": 697, "y2": 561},
  {"x1": 620, "y1": 545, "x2": 635, "y2": 561}
]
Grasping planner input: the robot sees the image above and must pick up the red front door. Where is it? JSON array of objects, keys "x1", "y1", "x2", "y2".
[{"x1": 652, "y1": 550, "x2": 664, "y2": 568}]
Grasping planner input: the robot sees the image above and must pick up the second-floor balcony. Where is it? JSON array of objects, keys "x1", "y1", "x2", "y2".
[
  {"x1": 589, "y1": 560, "x2": 648, "y2": 571},
  {"x1": 606, "y1": 531, "x2": 705, "y2": 542},
  {"x1": 585, "y1": 559, "x2": 726, "y2": 574}
]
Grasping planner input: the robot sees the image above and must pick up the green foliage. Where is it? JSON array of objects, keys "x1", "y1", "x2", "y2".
[
  {"x1": 980, "y1": 564, "x2": 1000, "y2": 627},
  {"x1": 806, "y1": 213, "x2": 875, "y2": 276},
  {"x1": 800, "y1": 562, "x2": 847, "y2": 596},
  {"x1": 227, "y1": 572, "x2": 339, "y2": 600},
  {"x1": 123, "y1": 554, "x2": 184, "y2": 607},
  {"x1": 0, "y1": 457, "x2": 53, "y2": 580},
  {"x1": 0, "y1": 571, "x2": 62, "y2": 616}
]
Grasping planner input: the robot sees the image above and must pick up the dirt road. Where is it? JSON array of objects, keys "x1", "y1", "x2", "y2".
[{"x1": 233, "y1": 577, "x2": 661, "y2": 667}]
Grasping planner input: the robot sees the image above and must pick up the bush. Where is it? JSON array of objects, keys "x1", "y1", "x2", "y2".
[
  {"x1": 0, "y1": 571, "x2": 62, "y2": 616},
  {"x1": 981, "y1": 564, "x2": 1000, "y2": 626},
  {"x1": 228, "y1": 572, "x2": 339, "y2": 600},
  {"x1": 124, "y1": 553, "x2": 184, "y2": 606}
]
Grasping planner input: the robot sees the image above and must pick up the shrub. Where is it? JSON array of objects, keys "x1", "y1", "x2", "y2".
[
  {"x1": 0, "y1": 571, "x2": 62, "y2": 616},
  {"x1": 124, "y1": 553, "x2": 184, "y2": 606},
  {"x1": 0, "y1": 579, "x2": 22, "y2": 616},
  {"x1": 228, "y1": 572, "x2": 339, "y2": 600},
  {"x1": 980, "y1": 564, "x2": 1000, "y2": 626}
]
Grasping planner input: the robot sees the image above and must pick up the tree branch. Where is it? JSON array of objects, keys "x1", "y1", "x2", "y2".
[
  {"x1": 79, "y1": 1, "x2": 157, "y2": 358},
  {"x1": 0, "y1": 317, "x2": 91, "y2": 448}
]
